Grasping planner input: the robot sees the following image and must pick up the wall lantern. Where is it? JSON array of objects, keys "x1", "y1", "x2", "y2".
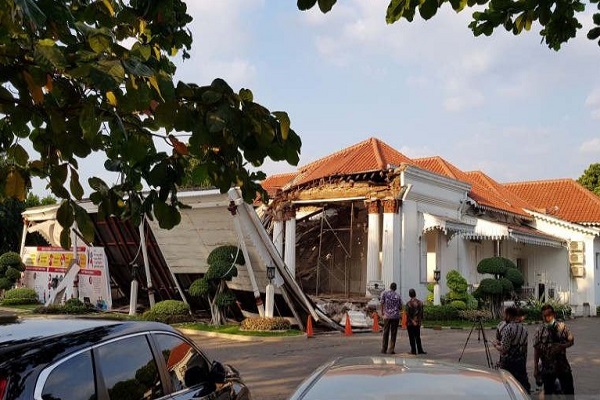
[
  {"x1": 433, "y1": 269, "x2": 441, "y2": 283},
  {"x1": 266, "y1": 265, "x2": 276, "y2": 282}
]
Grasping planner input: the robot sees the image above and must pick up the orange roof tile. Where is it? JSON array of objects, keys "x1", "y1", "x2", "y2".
[
  {"x1": 289, "y1": 137, "x2": 412, "y2": 187},
  {"x1": 504, "y1": 179, "x2": 600, "y2": 224},
  {"x1": 413, "y1": 157, "x2": 530, "y2": 217},
  {"x1": 261, "y1": 172, "x2": 297, "y2": 197}
]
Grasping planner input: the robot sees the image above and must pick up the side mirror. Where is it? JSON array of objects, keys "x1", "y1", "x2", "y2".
[{"x1": 209, "y1": 361, "x2": 227, "y2": 384}]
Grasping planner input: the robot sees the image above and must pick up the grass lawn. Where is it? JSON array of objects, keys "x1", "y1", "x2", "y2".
[{"x1": 0, "y1": 303, "x2": 39, "y2": 312}]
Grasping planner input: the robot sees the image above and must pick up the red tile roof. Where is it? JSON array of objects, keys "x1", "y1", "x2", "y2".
[
  {"x1": 413, "y1": 157, "x2": 530, "y2": 217},
  {"x1": 261, "y1": 172, "x2": 297, "y2": 197},
  {"x1": 289, "y1": 137, "x2": 412, "y2": 187},
  {"x1": 504, "y1": 179, "x2": 600, "y2": 224}
]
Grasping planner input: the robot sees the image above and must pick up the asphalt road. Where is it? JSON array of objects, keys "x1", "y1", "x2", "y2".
[{"x1": 186, "y1": 317, "x2": 600, "y2": 400}]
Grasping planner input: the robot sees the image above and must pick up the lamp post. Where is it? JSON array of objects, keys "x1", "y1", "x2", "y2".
[
  {"x1": 265, "y1": 264, "x2": 276, "y2": 318},
  {"x1": 433, "y1": 269, "x2": 441, "y2": 306}
]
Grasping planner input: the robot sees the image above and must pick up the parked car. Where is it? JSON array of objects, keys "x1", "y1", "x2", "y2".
[
  {"x1": 0, "y1": 318, "x2": 251, "y2": 400},
  {"x1": 289, "y1": 356, "x2": 530, "y2": 400}
]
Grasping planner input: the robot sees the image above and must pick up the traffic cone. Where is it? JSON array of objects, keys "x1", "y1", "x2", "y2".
[
  {"x1": 372, "y1": 312, "x2": 380, "y2": 333},
  {"x1": 344, "y1": 313, "x2": 353, "y2": 336},
  {"x1": 306, "y1": 315, "x2": 314, "y2": 338}
]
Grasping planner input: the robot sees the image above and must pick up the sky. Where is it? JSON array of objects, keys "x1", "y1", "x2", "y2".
[
  {"x1": 174, "y1": 0, "x2": 600, "y2": 185},
  {"x1": 26, "y1": 1, "x2": 600, "y2": 195}
]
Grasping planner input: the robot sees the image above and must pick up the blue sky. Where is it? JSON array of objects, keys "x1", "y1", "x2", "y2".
[
  {"x1": 176, "y1": 0, "x2": 600, "y2": 184},
  {"x1": 25, "y1": 1, "x2": 600, "y2": 196}
]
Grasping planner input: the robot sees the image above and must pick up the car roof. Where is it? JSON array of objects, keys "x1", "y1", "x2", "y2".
[
  {"x1": 0, "y1": 317, "x2": 178, "y2": 363},
  {"x1": 290, "y1": 356, "x2": 526, "y2": 400}
]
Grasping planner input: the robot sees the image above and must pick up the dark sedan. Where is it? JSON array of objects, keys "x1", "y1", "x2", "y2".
[
  {"x1": 0, "y1": 318, "x2": 250, "y2": 400},
  {"x1": 289, "y1": 356, "x2": 530, "y2": 400}
]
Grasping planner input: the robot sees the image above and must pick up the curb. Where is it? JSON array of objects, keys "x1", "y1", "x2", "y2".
[{"x1": 176, "y1": 327, "x2": 308, "y2": 342}]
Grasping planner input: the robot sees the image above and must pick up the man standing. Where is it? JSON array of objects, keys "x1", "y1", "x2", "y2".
[
  {"x1": 493, "y1": 307, "x2": 530, "y2": 393},
  {"x1": 533, "y1": 304, "x2": 575, "y2": 396},
  {"x1": 405, "y1": 288, "x2": 426, "y2": 355},
  {"x1": 380, "y1": 282, "x2": 402, "y2": 354}
]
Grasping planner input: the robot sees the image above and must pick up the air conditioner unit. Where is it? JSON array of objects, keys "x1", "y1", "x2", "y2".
[
  {"x1": 569, "y1": 253, "x2": 585, "y2": 264},
  {"x1": 568, "y1": 241, "x2": 585, "y2": 252},
  {"x1": 570, "y1": 265, "x2": 585, "y2": 278}
]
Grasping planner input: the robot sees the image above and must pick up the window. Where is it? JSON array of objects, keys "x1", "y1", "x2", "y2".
[
  {"x1": 42, "y1": 351, "x2": 96, "y2": 400},
  {"x1": 153, "y1": 333, "x2": 214, "y2": 396},
  {"x1": 95, "y1": 335, "x2": 162, "y2": 400}
]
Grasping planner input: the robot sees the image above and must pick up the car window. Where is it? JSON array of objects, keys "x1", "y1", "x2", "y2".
[
  {"x1": 153, "y1": 333, "x2": 214, "y2": 396},
  {"x1": 41, "y1": 350, "x2": 96, "y2": 400},
  {"x1": 95, "y1": 335, "x2": 163, "y2": 400}
]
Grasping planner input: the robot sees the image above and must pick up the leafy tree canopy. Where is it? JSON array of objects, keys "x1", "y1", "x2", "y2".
[
  {"x1": 1, "y1": 0, "x2": 301, "y2": 249},
  {"x1": 298, "y1": 0, "x2": 600, "y2": 51},
  {"x1": 577, "y1": 163, "x2": 600, "y2": 196}
]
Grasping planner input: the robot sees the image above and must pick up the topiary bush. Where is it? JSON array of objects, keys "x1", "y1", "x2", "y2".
[
  {"x1": 0, "y1": 252, "x2": 24, "y2": 270},
  {"x1": 241, "y1": 317, "x2": 290, "y2": 331},
  {"x1": 446, "y1": 270, "x2": 470, "y2": 305},
  {"x1": 207, "y1": 245, "x2": 245, "y2": 266},
  {"x1": 1, "y1": 287, "x2": 39, "y2": 305},
  {"x1": 449, "y1": 300, "x2": 467, "y2": 310},
  {"x1": 142, "y1": 300, "x2": 192, "y2": 324},
  {"x1": 477, "y1": 256, "x2": 515, "y2": 276},
  {"x1": 0, "y1": 252, "x2": 25, "y2": 291}
]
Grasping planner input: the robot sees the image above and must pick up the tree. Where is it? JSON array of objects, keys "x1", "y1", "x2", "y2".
[
  {"x1": 473, "y1": 256, "x2": 523, "y2": 318},
  {"x1": 188, "y1": 245, "x2": 244, "y2": 326},
  {"x1": 0, "y1": 251, "x2": 25, "y2": 291},
  {"x1": 577, "y1": 163, "x2": 600, "y2": 196},
  {"x1": 0, "y1": 0, "x2": 301, "y2": 249},
  {"x1": 298, "y1": 0, "x2": 600, "y2": 51}
]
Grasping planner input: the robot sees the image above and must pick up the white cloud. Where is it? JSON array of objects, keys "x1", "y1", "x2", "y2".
[{"x1": 579, "y1": 138, "x2": 600, "y2": 153}]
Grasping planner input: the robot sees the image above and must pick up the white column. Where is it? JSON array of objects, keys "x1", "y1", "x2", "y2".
[
  {"x1": 284, "y1": 207, "x2": 296, "y2": 279},
  {"x1": 139, "y1": 218, "x2": 155, "y2": 308},
  {"x1": 366, "y1": 200, "x2": 381, "y2": 296},
  {"x1": 265, "y1": 282, "x2": 275, "y2": 318},
  {"x1": 273, "y1": 212, "x2": 284, "y2": 257},
  {"x1": 381, "y1": 199, "x2": 400, "y2": 289},
  {"x1": 434, "y1": 283, "x2": 441, "y2": 305}
]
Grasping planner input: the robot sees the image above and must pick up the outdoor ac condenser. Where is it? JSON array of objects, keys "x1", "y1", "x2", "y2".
[
  {"x1": 568, "y1": 241, "x2": 585, "y2": 252},
  {"x1": 569, "y1": 253, "x2": 585, "y2": 264},
  {"x1": 570, "y1": 265, "x2": 585, "y2": 278}
]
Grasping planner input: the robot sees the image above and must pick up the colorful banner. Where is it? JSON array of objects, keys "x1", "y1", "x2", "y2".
[{"x1": 22, "y1": 246, "x2": 112, "y2": 310}]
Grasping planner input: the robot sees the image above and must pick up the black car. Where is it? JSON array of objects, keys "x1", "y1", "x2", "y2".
[{"x1": 0, "y1": 318, "x2": 251, "y2": 400}]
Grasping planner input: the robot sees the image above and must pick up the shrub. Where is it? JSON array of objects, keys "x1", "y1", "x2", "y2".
[
  {"x1": 215, "y1": 291, "x2": 236, "y2": 308},
  {"x1": 205, "y1": 260, "x2": 238, "y2": 280},
  {"x1": 142, "y1": 300, "x2": 192, "y2": 324},
  {"x1": 189, "y1": 278, "x2": 209, "y2": 297},
  {"x1": 522, "y1": 298, "x2": 572, "y2": 321},
  {"x1": 0, "y1": 252, "x2": 23, "y2": 270},
  {"x1": 477, "y1": 257, "x2": 515, "y2": 276},
  {"x1": 32, "y1": 298, "x2": 96, "y2": 314},
  {"x1": 207, "y1": 245, "x2": 245, "y2": 266},
  {"x1": 449, "y1": 300, "x2": 467, "y2": 310},
  {"x1": 458, "y1": 309, "x2": 493, "y2": 321},
  {"x1": 423, "y1": 304, "x2": 460, "y2": 321},
  {"x1": 5, "y1": 267, "x2": 22, "y2": 281},
  {"x1": 1, "y1": 288, "x2": 39, "y2": 305},
  {"x1": 241, "y1": 317, "x2": 290, "y2": 331},
  {"x1": 0, "y1": 278, "x2": 13, "y2": 291}
]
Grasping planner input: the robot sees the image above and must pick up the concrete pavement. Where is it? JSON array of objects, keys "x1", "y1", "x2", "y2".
[{"x1": 189, "y1": 317, "x2": 600, "y2": 400}]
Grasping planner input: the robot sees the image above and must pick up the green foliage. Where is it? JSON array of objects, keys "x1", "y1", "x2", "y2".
[
  {"x1": 505, "y1": 267, "x2": 524, "y2": 289},
  {"x1": 298, "y1": 0, "x2": 597, "y2": 52},
  {"x1": 0, "y1": 0, "x2": 301, "y2": 249},
  {"x1": 205, "y1": 260, "x2": 238, "y2": 281},
  {"x1": 5, "y1": 267, "x2": 22, "y2": 281},
  {"x1": 523, "y1": 297, "x2": 572, "y2": 321},
  {"x1": 446, "y1": 270, "x2": 468, "y2": 293},
  {"x1": 33, "y1": 298, "x2": 96, "y2": 314},
  {"x1": 215, "y1": 291, "x2": 236, "y2": 308},
  {"x1": 0, "y1": 277, "x2": 12, "y2": 290},
  {"x1": 240, "y1": 317, "x2": 291, "y2": 331},
  {"x1": 207, "y1": 245, "x2": 245, "y2": 266},
  {"x1": 423, "y1": 304, "x2": 460, "y2": 321},
  {"x1": 142, "y1": 300, "x2": 192, "y2": 324},
  {"x1": 474, "y1": 278, "x2": 503, "y2": 296},
  {"x1": 449, "y1": 300, "x2": 467, "y2": 310},
  {"x1": 2, "y1": 287, "x2": 38, "y2": 305},
  {"x1": 0, "y1": 252, "x2": 22, "y2": 269},
  {"x1": 477, "y1": 257, "x2": 515, "y2": 276},
  {"x1": 188, "y1": 278, "x2": 209, "y2": 297},
  {"x1": 577, "y1": 163, "x2": 600, "y2": 196}
]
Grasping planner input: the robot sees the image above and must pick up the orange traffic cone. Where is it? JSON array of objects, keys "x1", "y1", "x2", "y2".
[
  {"x1": 344, "y1": 313, "x2": 353, "y2": 336},
  {"x1": 306, "y1": 315, "x2": 314, "y2": 338},
  {"x1": 372, "y1": 312, "x2": 380, "y2": 333}
]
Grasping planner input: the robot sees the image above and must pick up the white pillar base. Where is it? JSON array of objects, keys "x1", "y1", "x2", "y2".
[
  {"x1": 433, "y1": 283, "x2": 441, "y2": 306},
  {"x1": 129, "y1": 279, "x2": 139, "y2": 316},
  {"x1": 265, "y1": 283, "x2": 274, "y2": 318}
]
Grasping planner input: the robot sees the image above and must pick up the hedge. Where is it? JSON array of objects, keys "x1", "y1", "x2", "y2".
[
  {"x1": 1, "y1": 287, "x2": 39, "y2": 305},
  {"x1": 423, "y1": 305, "x2": 460, "y2": 321},
  {"x1": 142, "y1": 300, "x2": 193, "y2": 324}
]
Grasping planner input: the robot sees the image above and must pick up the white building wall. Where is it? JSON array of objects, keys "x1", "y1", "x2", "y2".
[{"x1": 401, "y1": 199, "x2": 421, "y2": 299}]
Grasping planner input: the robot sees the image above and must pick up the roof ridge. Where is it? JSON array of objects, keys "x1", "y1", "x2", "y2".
[
  {"x1": 372, "y1": 138, "x2": 385, "y2": 169},
  {"x1": 504, "y1": 178, "x2": 573, "y2": 186}
]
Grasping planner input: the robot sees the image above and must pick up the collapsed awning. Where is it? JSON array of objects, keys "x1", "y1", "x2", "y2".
[{"x1": 422, "y1": 213, "x2": 475, "y2": 239}]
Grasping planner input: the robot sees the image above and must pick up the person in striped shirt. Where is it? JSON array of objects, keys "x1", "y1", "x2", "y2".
[{"x1": 493, "y1": 306, "x2": 531, "y2": 393}]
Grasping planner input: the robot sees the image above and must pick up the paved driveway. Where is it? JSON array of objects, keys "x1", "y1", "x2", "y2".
[{"x1": 188, "y1": 317, "x2": 600, "y2": 400}]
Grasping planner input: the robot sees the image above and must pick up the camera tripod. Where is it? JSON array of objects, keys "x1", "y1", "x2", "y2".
[{"x1": 458, "y1": 317, "x2": 494, "y2": 369}]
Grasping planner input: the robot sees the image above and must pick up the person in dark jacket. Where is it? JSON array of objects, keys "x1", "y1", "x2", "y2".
[{"x1": 405, "y1": 288, "x2": 426, "y2": 355}]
